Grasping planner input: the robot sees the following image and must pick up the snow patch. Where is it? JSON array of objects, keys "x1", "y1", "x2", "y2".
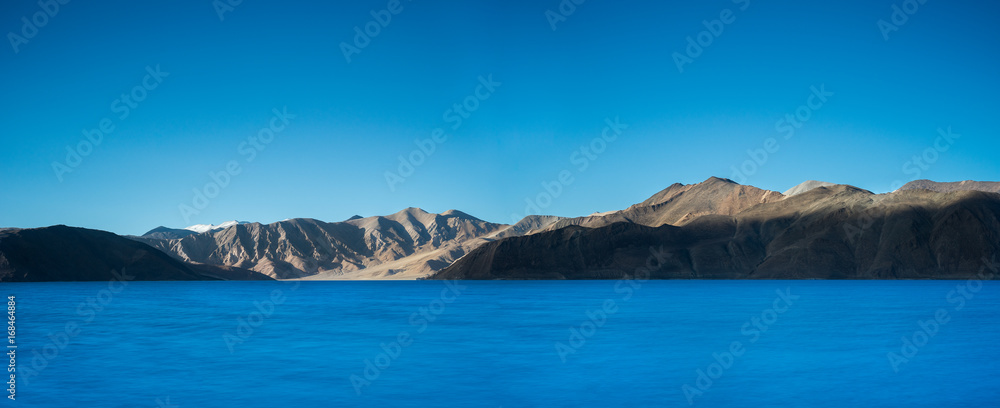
[{"x1": 184, "y1": 220, "x2": 247, "y2": 233}]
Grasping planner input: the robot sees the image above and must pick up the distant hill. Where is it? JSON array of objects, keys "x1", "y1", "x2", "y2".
[
  {"x1": 0, "y1": 226, "x2": 273, "y2": 282},
  {"x1": 141, "y1": 226, "x2": 197, "y2": 240},
  {"x1": 783, "y1": 180, "x2": 836, "y2": 197},
  {"x1": 899, "y1": 179, "x2": 1000, "y2": 194}
]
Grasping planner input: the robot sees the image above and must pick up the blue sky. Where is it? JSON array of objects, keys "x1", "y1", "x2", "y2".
[{"x1": 1, "y1": 0, "x2": 998, "y2": 235}]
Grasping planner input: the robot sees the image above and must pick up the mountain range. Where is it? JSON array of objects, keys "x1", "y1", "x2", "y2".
[
  {"x1": 434, "y1": 179, "x2": 1000, "y2": 279},
  {"x1": 1, "y1": 178, "x2": 998, "y2": 281},
  {"x1": 132, "y1": 208, "x2": 537, "y2": 280}
]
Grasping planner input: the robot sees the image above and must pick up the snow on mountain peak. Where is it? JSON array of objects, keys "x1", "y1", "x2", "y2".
[{"x1": 184, "y1": 221, "x2": 247, "y2": 233}]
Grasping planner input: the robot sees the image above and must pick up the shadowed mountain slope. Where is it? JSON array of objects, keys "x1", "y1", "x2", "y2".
[
  {"x1": 433, "y1": 185, "x2": 1000, "y2": 280},
  {"x1": 0, "y1": 226, "x2": 272, "y2": 282}
]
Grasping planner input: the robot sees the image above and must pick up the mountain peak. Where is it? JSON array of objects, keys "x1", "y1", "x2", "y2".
[
  {"x1": 141, "y1": 226, "x2": 197, "y2": 240},
  {"x1": 184, "y1": 221, "x2": 249, "y2": 234},
  {"x1": 638, "y1": 177, "x2": 774, "y2": 209},
  {"x1": 142, "y1": 226, "x2": 174, "y2": 235},
  {"x1": 783, "y1": 180, "x2": 836, "y2": 197},
  {"x1": 440, "y1": 209, "x2": 483, "y2": 221},
  {"x1": 396, "y1": 207, "x2": 429, "y2": 215},
  {"x1": 704, "y1": 176, "x2": 738, "y2": 185}
]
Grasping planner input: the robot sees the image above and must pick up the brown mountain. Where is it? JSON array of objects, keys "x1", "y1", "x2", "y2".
[
  {"x1": 536, "y1": 177, "x2": 784, "y2": 232},
  {"x1": 140, "y1": 226, "x2": 197, "y2": 240},
  {"x1": 138, "y1": 208, "x2": 514, "y2": 279},
  {"x1": 783, "y1": 180, "x2": 837, "y2": 196},
  {"x1": 432, "y1": 182, "x2": 1000, "y2": 280},
  {"x1": 899, "y1": 179, "x2": 1000, "y2": 194},
  {"x1": 0, "y1": 225, "x2": 273, "y2": 282}
]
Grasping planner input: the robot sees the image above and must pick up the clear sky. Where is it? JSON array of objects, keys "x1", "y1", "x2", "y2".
[{"x1": 1, "y1": 0, "x2": 998, "y2": 235}]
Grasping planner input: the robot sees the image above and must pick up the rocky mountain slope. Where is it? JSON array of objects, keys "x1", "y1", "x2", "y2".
[
  {"x1": 304, "y1": 214, "x2": 566, "y2": 280},
  {"x1": 137, "y1": 208, "x2": 526, "y2": 279},
  {"x1": 0, "y1": 226, "x2": 272, "y2": 282},
  {"x1": 432, "y1": 184, "x2": 1000, "y2": 280}
]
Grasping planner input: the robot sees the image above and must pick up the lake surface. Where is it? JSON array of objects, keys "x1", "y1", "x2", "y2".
[{"x1": 6, "y1": 280, "x2": 999, "y2": 407}]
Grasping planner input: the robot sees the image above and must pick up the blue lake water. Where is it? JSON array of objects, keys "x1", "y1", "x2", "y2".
[{"x1": 5, "y1": 280, "x2": 1000, "y2": 407}]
